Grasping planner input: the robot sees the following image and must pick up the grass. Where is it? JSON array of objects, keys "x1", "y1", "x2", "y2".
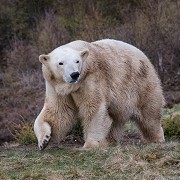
[
  {"x1": 1, "y1": 104, "x2": 179, "y2": 179},
  {"x1": 163, "y1": 104, "x2": 180, "y2": 118},
  {"x1": 0, "y1": 142, "x2": 179, "y2": 179}
]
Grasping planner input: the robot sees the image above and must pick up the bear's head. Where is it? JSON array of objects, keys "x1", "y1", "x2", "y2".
[{"x1": 39, "y1": 47, "x2": 89, "y2": 84}]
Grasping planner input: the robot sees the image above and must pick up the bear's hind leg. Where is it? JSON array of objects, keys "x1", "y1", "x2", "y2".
[
  {"x1": 108, "y1": 120, "x2": 126, "y2": 145},
  {"x1": 135, "y1": 108, "x2": 165, "y2": 143}
]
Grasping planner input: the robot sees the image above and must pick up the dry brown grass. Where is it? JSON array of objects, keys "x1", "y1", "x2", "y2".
[{"x1": 10, "y1": 119, "x2": 37, "y2": 145}]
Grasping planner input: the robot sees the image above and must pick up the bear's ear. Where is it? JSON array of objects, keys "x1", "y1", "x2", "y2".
[
  {"x1": 39, "y1": 54, "x2": 50, "y2": 65},
  {"x1": 80, "y1": 49, "x2": 89, "y2": 60}
]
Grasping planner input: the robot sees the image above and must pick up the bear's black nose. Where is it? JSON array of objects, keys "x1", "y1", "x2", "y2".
[{"x1": 70, "y1": 72, "x2": 80, "y2": 80}]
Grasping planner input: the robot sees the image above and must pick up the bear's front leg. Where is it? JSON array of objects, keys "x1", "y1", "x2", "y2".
[
  {"x1": 34, "y1": 106, "x2": 51, "y2": 150},
  {"x1": 81, "y1": 103, "x2": 112, "y2": 149},
  {"x1": 34, "y1": 96, "x2": 77, "y2": 150}
]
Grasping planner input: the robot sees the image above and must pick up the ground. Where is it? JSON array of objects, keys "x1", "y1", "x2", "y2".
[
  {"x1": 0, "y1": 105, "x2": 179, "y2": 179},
  {"x1": 0, "y1": 141, "x2": 179, "y2": 180}
]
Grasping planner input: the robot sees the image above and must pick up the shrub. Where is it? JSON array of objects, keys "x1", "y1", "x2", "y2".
[
  {"x1": 11, "y1": 120, "x2": 37, "y2": 145},
  {"x1": 163, "y1": 114, "x2": 180, "y2": 140}
]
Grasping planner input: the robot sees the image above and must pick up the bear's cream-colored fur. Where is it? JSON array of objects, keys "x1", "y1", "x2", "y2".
[{"x1": 34, "y1": 39, "x2": 165, "y2": 150}]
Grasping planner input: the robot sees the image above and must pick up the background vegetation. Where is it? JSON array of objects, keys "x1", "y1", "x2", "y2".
[{"x1": 0, "y1": 0, "x2": 179, "y2": 144}]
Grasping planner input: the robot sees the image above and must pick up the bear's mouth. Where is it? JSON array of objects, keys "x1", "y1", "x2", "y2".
[
  {"x1": 70, "y1": 79, "x2": 77, "y2": 84},
  {"x1": 65, "y1": 75, "x2": 80, "y2": 84}
]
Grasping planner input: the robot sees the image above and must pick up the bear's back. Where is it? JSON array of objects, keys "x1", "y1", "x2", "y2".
[
  {"x1": 90, "y1": 39, "x2": 153, "y2": 78},
  {"x1": 60, "y1": 39, "x2": 148, "y2": 64},
  {"x1": 91, "y1": 39, "x2": 148, "y2": 62}
]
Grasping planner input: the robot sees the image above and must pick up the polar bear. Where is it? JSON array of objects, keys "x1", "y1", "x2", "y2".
[{"x1": 34, "y1": 39, "x2": 165, "y2": 150}]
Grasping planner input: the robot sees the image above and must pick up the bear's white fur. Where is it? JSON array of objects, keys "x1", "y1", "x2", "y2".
[{"x1": 34, "y1": 39, "x2": 165, "y2": 150}]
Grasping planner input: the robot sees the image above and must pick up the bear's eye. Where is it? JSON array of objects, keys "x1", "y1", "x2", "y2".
[
  {"x1": 59, "y1": 62, "x2": 63, "y2": 65},
  {"x1": 76, "y1": 60, "x2": 79, "y2": 63}
]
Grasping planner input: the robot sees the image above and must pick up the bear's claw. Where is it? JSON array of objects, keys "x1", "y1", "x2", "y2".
[{"x1": 39, "y1": 135, "x2": 51, "y2": 151}]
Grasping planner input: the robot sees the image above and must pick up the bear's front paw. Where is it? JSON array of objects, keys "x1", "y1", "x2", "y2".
[
  {"x1": 39, "y1": 134, "x2": 51, "y2": 151},
  {"x1": 83, "y1": 139, "x2": 110, "y2": 149}
]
